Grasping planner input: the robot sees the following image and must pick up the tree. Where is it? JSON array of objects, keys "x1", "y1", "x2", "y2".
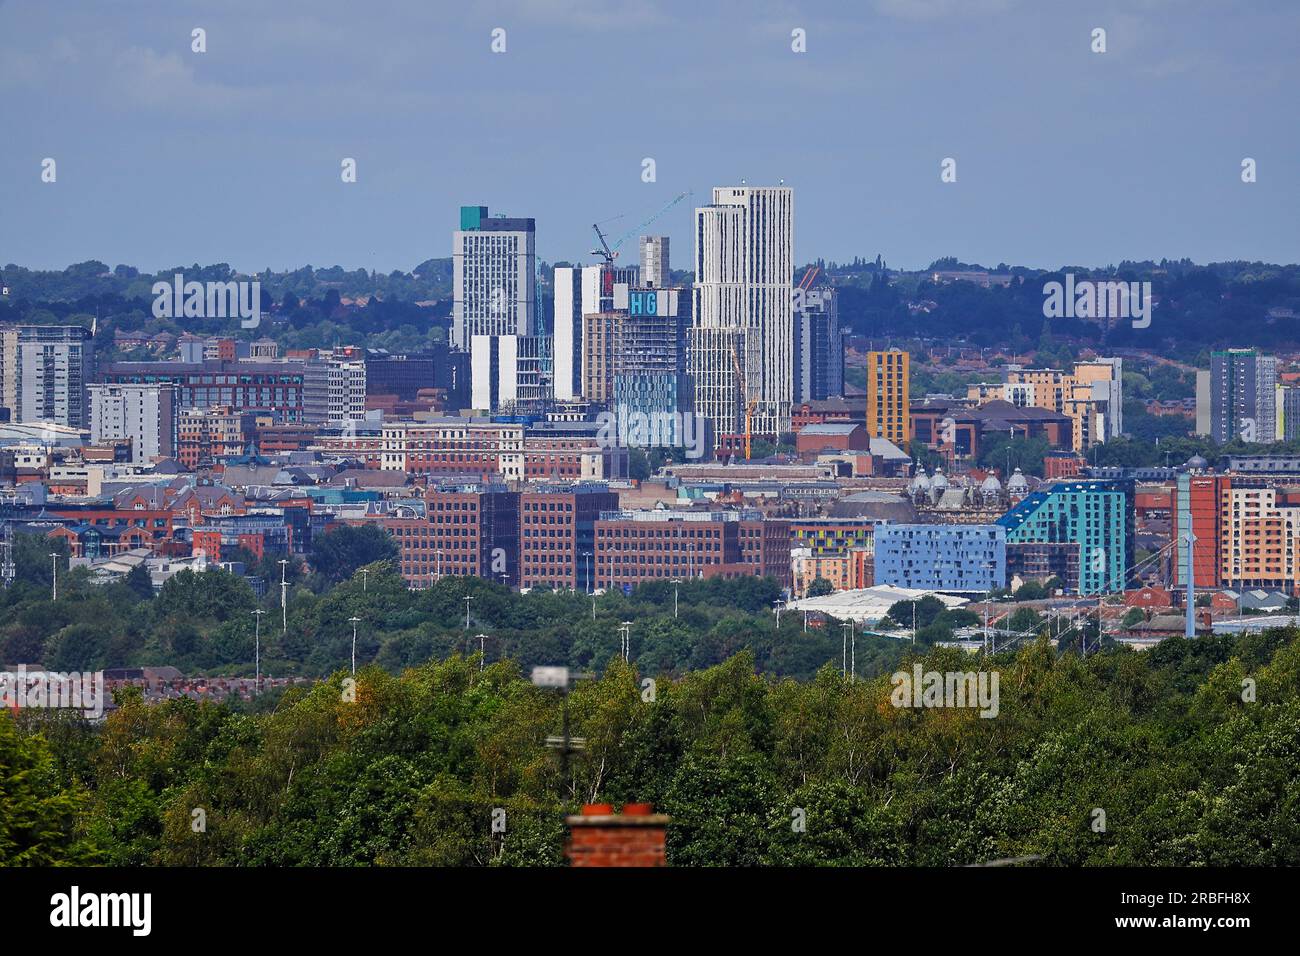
[
  {"x1": 309, "y1": 525, "x2": 399, "y2": 584},
  {"x1": 806, "y1": 577, "x2": 835, "y2": 598},
  {"x1": 124, "y1": 563, "x2": 155, "y2": 600},
  {"x1": 886, "y1": 595, "x2": 945, "y2": 630},
  {"x1": 0, "y1": 715, "x2": 97, "y2": 864}
]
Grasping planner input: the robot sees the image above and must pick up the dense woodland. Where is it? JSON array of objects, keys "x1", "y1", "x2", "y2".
[{"x1": 4, "y1": 626, "x2": 1299, "y2": 866}]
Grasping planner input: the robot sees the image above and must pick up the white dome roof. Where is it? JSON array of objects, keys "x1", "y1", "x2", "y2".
[{"x1": 1007, "y1": 466, "x2": 1028, "y2": 491}]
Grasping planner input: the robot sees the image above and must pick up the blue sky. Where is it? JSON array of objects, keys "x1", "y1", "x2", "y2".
[{"x1": 2, "y1": 0, "x2": 1296, "y2": 275}]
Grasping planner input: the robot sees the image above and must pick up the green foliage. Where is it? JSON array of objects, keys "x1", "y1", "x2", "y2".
[
  {"x1": 14, "y1": 624, "x2": 1300, "y2": 866},
  {"x1": 309, "y1": 525, "x2": 400, "y2": 584}
]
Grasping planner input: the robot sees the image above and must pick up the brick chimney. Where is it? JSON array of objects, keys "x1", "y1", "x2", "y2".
[{"x1": 565, "y1": 803, "x2": 669, "y2": 867}]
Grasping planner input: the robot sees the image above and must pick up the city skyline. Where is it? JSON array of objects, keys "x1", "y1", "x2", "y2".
[{"x1": 2, "y1": 0, "x2": 1298, "y2": 275}]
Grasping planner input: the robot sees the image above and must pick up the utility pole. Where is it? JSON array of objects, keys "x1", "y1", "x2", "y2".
[
  {"x1": 773, "y1": 599, "x2": 784, "y2": 629},
  {"x1": 583, "y1": 551, "x2": 592, "y2": 596},
  {"x1": 361, "y1": 567, "x2": 369, "y2": 592},
  {"x1": 49, "y1": 552, "x2": 59, "y2": 601},
  {"x1": 674, "y1": 581, "x2": 679, "y2": 619},
  {"x1": 278, "y1": 559, "x2": 289, "y2": 633},
  {"x1": 251, "y1": 609, "x2": 265, "y2": 692},
  {"x1": 1183, "y1": 529, "x2": 1196, "y2": 639},
  {"x1": 348, "y1": 616, "x2": 361, "y2": 676},
  {"x1": 464, "y1": 594, "x2": 473, "y2": 629},
  {"x1": 476, "y1": 633, "x2": 487, "y2": 672}
]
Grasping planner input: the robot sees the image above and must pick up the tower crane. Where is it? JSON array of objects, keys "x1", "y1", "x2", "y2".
[{"x1": 590, "y1": 191, "x2": 692, "y2": 264}]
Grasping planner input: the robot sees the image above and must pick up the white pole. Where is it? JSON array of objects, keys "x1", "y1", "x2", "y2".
[
  {"x1": 49, "y1": 552, "x2": 58, "y2": 601},
  {"x1": 279, "y1": 559, "x2": 289, "y2": 634},
  {"x1": 348, "y1": 616, "x2": 361, "y2": 675},
  {"x1": 252, "y1": 609, "x2": 265, "y2": 692}
]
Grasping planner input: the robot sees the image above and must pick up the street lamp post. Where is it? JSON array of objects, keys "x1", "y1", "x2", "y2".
[
  {"x1": 348, "y1": 616, "x2": 361, "y2": 676},
  {"x1": 49, "y1": 552, "x2": 59, "y2": 601},
  {"x1": 278, "y1": 559, "x2": 289, "y2": 634},
  {"x1": 619, "y1": 620, "x2": 632, "y2": 662},
  {"x1": 841, "y1": 621, "x2": 851, "y2": 677},
  {"x1": 251, "y1": 609, "x2": 265, "y2": 692},
  {"x1": 361, "y1": 567, "x2": 369, "y2": 592},
  {"x1": 464, "y1": 594, "x2": 473, "y2": 629},
  {"x1": 582, "y1": 551, "x2": 592, "y2": 596}
]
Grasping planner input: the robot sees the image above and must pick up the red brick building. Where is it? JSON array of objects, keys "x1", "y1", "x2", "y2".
[{"x1": 520, "y1": 484, "x2": 620, "y2": 591}]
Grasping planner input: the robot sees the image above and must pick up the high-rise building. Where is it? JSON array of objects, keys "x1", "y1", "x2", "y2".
[
  {"x1": 454, "y1": 206, "x2": 537, "y2": 410},
  {"x1": 689, "y1": 185, "x2": 794, "y2": 442},
  {"x1": 793, "y1": 287, "x2": 842, "y2": 402},
  {"x1": 865, "y1": 349, "x2": 910, "y2": 447},
  {"x1": 88, "y1": 383, "x2": 179, "y2": 463},
  {"x1": 470, "y1": 334, "x2": 547, "y2": 412},
  {"x1": 1281, "y1": 385, "x2": 1300, "y2": 442},
  {"x1": 640, "y1": 236, "x2": 670, "y2": 288},
  {"x1": 1202, "y1": 349, "x2": 1277, "y2": 444},
  {"x1": 304, "y1": 348, "x2": 367, "y2": 425},
  {"x1": 1, "y1": 325, "x2": 95, "y2": 428},
  {"x1": 452, "y1": 206, "x2": 536, "y2": 349},
  {"x1": 552, "y1": 266, "x2": 584, "y2": 401}
]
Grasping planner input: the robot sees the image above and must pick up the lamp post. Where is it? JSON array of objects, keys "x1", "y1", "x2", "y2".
[
  {"x1": 49, "y1": 552, "x2": 59, "y2": 601},
  {"x1": 477, "y1": 633, "x2": 487, "y2": 672},
  {"x1": 674, "y1": 580, "x2": 679, "y2": 619},
  {"x1": 278, "y1": 559, "x2": 289, "y2": 634},
  {"x1": 582, "y1": 551, "x2": 592, "y2": 595},
  {"x1": 348, "y1": 616, "x2": 361, "y2": 676},
  {"x1": 841, "y1": 621, "x2": 851, "y2": 676},
  {"x1": 464, "y1": 594, "x2": 473, "y2": 629},
  {"x1": 773, "y1": 599, "x2": 784, "y2": 629},
  {"x1": 251, "y1": 609, "x2": 265, "y2": 692},
  {"x1": 436, "y1": 549, "x2": 444, "y2": 581},
  {"x1": 619, "y1": 620, "x2": 632, "y2": 662},
  {"x1": 360, "y1": 567, "x2": 369, "y2": 592}
]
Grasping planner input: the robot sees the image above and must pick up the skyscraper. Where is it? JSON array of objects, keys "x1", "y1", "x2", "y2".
[
  {"x1": 453, "y1": 206, "x2": 537, "y2": 410},
  {"x1": 1, "y1": 325, "x2": 95, "y2": 428},
  {"x1": 1204, "y1": 349, "x2": 1277, "y2": 443},
  {"x1": 865, "y1": 349, "x2": 910, "y2": 447},
  {"x1": 793, "y1": 286, "x2": 842, "y2": 402},
  {"x1": 689, "y1": 186, "x2": 794, "y2": 443},
  {"x1": 553, "y1": 263, "x2": 638, "y2": 402},
  {"x1": 452, "y1": 206, "x2": 536, "y2": 348}
]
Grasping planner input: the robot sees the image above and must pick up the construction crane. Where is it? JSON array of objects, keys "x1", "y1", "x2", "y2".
[
  {"x1": 590, "y1": 190, "x2": 692, "y2": 264},
  {"x1": 797, "y1": 265, "x2": 820, "y2": 291},
  {"x1": 730, "y1": 344, "x2": 758, "y2": 461}
]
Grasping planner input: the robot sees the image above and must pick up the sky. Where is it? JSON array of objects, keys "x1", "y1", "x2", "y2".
[{"x1": 1, "y1": 0, "x2": 1297, "y2": 276}]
